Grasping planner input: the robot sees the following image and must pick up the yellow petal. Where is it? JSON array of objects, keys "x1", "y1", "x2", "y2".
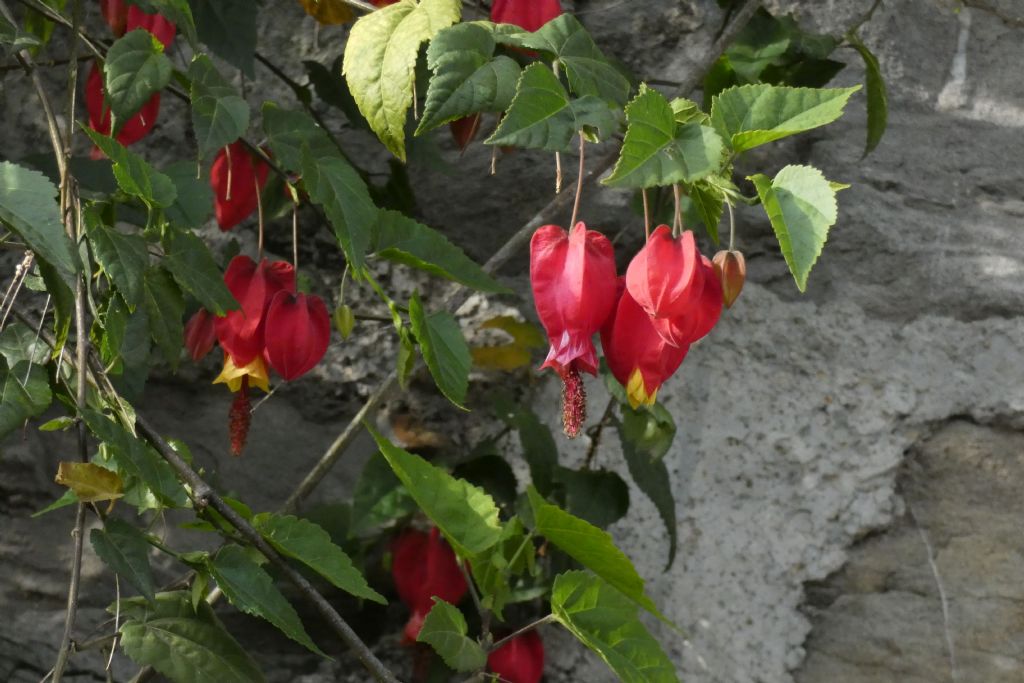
[
  {"x1": 625, "y1": 368, "x2": 657, "y2": 410},
  {"x1": 213, "y1": 355, "x2": 270, "y2": 393}
]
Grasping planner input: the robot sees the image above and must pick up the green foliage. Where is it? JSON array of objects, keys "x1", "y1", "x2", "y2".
[
  {"x1": 142, "y1": 266, "x2": 185, "y2": 367},
  {"x1": 409, "y1": 291, "x2": 472, "y2": 407},
  {"x1": 343, "y1": 0, "x2": 462, "y2": 160},
  {"x1": 416, "y1": 598, "x2": 487, "y2": 671},
  {"x1": 162, "y1": 229, "x2": 237, "y2": 316},
  {"x1": 848, "y1": 31, "x2": 888, "y2": 156},
  {"x1": 104, "y1": 29, "x2": 173, "y2": 132},
  {"x1": 0, "y1": 360, "x2": 52, "y2": 439},
  {"x1": 0, "y1": 13, "x2": 41, "y2": 54},
  {"x1": 189, "y1": 0, "x2": 258, "y2": 76},
  {"x1": 83, "y1": 130, "x2": 177, "y2": 208},
  {"x1": 300, "y1": 147, "x2": 376, "y2": 273},
  {"x1": 90, "y1": 517, "x2": 157, "y2": 603},
  {"x1": 350, "y1": 451, "x2": 416, "y2": 537},
  {"x1": 551, "y1": 571, "x2": 678, "y2": 683},
  {"x1": 163, "y1": 161, "x2": 214, "y2": 228},
  {"x1": 130, "y1": 0, "x2": 198, "y2": 45},
  {"x1": 749, "y1": 164, "x2": 840, "y2": 291},
  {"x1": 188, "y1": 55, "x2": 250, "y2": 159},
  {"x1": 493, "y1": 398, "x2": 559, "y2": 496},
  {"x1": 85, "y1": 210, "x2": 149, "y2": 309},
  {"x1": 558, "y1": 467, "x2": 629, "y2": 529}
]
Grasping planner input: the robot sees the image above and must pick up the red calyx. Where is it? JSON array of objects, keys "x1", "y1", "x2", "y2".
[
  {"x1": 449, "y1": 113, "x2": 482, "y2": 152},
  {"x1": 214, "y1": 255, "x2": 296, "y2": 366},
  {"x1": 85, "y1": 61, "x2": 161, "y2": 150},
  {"x1": 391, "y1": 527, "x2": 468, "y2": 642},
  {"x1": 490, "y1": 0, "x2": 562, "y2": 32},
  {"x1": 488, "y1": 630, "x2": 545, "y2": 683},
  {"x1": 100, "y1": 0, "x2": 128, "y2": 36},
  {"x1": 649, "y1": 255, "x2": 722, "y2": 348},
  {"x1": 125, "y1": 5, "x2": 177, "y2": 48},
  {"x1": 184, "y1": 309, "x2": 217, "y2": 362},
  {"x1": 625, "y1": 225, "x2": 702, "y2": 322},
  {"x1": 263, "y1": 291, "x2": 331, "y2": 381},
  {"x1": 210, "y1": 141, "x2": 271, "y2": 231}
]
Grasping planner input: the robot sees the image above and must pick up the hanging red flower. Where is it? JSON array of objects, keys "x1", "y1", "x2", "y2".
[
  {"x1": 85, "y1": 61, "x2": 161, "y2": 149},
  {"x1": 263, "y1": 291, "x2": 331, "y2": 381},
  {"x1": 490, "y1": 0, "x2": 562, "y2": 32},
  {"x1": 100, "y1": 0, "x2": 128, "y2": 36},
  {"x1": 184, "y1": 309, "x2": 217, "y2": 362},
  {"x1": 488, "y1": 630, "x2": 545, "y2": 683},
  {"x1": 126, "y1": 4, "x2": 177, "y2": 48},
  {"x1": 601, "y1": 279, "x2": 689, "y2": 408},
  {"x1": 649, "y1": 254, "x2": 722, "y2": 348},
  {"x1": 530, "y1": 222, "x2": 617, "y2": 437},
  {"x1": 210, "y1": 141, "x2": 272, "y2": 231},
  {"x1": 213, "y1": 255, "x2": 296, "y2": 367},
  {"x1": 391, "y1": 527, "x2": 468, "y2": 643},
  {"x1": 625, "y1": 225, "x2": 702, "y2": 322}
]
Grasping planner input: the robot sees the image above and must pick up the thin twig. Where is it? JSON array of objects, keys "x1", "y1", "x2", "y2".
[
  {"x1": 583, "y1": 397, "x2": 616, "y2": 469},
  {"x1": 641, "y1": 188, "x2": 651, "y2": 241},
  {"x1": 569, "y1": 135, "x2": 585, "y2": 228},
  {"x1": 489, "y1": 614, "x2": 555, "y2": 652}
]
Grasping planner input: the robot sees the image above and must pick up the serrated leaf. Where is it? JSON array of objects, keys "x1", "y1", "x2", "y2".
[
  {"x1": 85, "y1": 212, "x2": 148, "y2": 309},
  {"x1": 190, "y1": 0, "x2": 257, "y2": 77},
  {"x1": 251, "y1": 513, "x2": 385, "y2": 604},
  {"x1": 848, "y1": 32, "x2": 887, "y2": 157},
  {"x1": 142, "y1": 266, "x2": 185, "y2": 367},
  {"x1": 163, "y1": 230, "x2": 237, "y2": 316},
  {"x1": 209, "y1": 545, "x2": 325, "y2": 656},
  {"x1": 119, "y1": 591, "x2": 265, "y2": 683},
  {"x1": 670, "y1": 96, "x2": 709, "y2": 125},
  {"x1": 350, "y1": 451, "x2": 416, "y2": 537},
  {"x1": 104, "y1": 29, "x2": 172, "y2": 132},
  {"x1": 55, "y1": 461, "x2": 123, "y2": 503},
  {"x1": 163, "y1": 160, "x2": 214, "y2": 228},
  {"x1": 189, "y1": 54, "x2": 250, "y2": 159},
  {"x1": 409, "y1": 291, "x2": 471, "y2": 408},
  {"x1": 710, "y1": 83, "x2": 859, "y2": 152},
  {"x1": 82, "y1": 129, "x2": 177, "y2": 208},
  {"x1": 372, "y1": 209, "x2": 507, "y2": 292},
  {"x1": 416, "y1": 598, "x2": 487, "y2": 672},
  {"x1": 527, "y1": 487, "x2": 663, "y2": 620},
  {"x1": 343, "y1": 0, "x2": 461, "y2": 160},
  {"x1": 551, "y1": 571, "x2": 678, "y2": 683},
  {"x1": 486, "y1": 63, "x2": 615, "y2": 152},
  {"x1": 416, "y1": 22, "x2": 521, "y2": 134},
  {"x1": 368, "y1": 426, "x2": 503, "y2": 558},
  {"x1": 509, "y1": 14, "x2": 630, "y2": 106},
  {"x1": 300, "y1": 147, "x2": 375, "y2": 272},
  {"x1": 749, "y1": 164, "x2": 838, "y2": 291},
  {"x1": 0, "y1": 161, "x2": 79, "y2": 285},
  {"x1": 262, "y1": 103, "x2": 335, "y2": 171},
  {"x1": 0, "y1": 361, "x2": 51, "y2": 438},
  {"x1": 604, "y1": 85, "x2": 724, "y2": 188},
  {"x1": 91, "y1": 517, "x2": 156, "y2": 603}
]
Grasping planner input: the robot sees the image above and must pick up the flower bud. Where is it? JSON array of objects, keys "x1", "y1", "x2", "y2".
[
  {"x1": 713, "y1": 249, "x2": 746, "y2": 309},
  {"x1": 184, "y1": 309, "x2": 216, "y2": 362},
  {"x1": 334, "y1": 304, "x2": 355, "y2": 339}
]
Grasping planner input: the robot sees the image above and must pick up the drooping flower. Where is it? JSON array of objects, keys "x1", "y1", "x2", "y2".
[
  {"x1": 391, "y1": 527, "x2": 468, "y2": 643},
  {"x1": 490, "y1": 0, "x2": 562, "y2": 31},
  {"x1": 713, "y1": 249, "x2": 746, "y2": 309},
  {"x1": 126, "y1": 5, "x2": 177, "y2": 47},
  {"x1": 85, "y1": 61, "x2": 161, "y2": 149},
  {"x1": 649, "y1": 255, "x2": 722, "y2": 348},
  {"x1": 601, "y1": 280, "x2": 689, "y2": 408},
  {"x1": 184, "y1": 309, "x2": 217, "y2": 362},
  {"x1": 530, "y1": 222, "x2": 617, "y2": 437},
  {"x1": 488, "y1": 630, "x2": 545, "y2": 683},
  {"x1": 100, "y1": 0, "x2": 128, "y2": 36},
  {"x1": 263, "y1": 291, "x2": 331, "y2": 381},
  {"x1": 210, "y1": 141, "x2": 271, "y2": 231},
  {"x1": 625, "y1": 225, "x2": 702, "y2": 322},
  {"x1": 214, "y1": 255, "x2": 295, "y2": 367}
]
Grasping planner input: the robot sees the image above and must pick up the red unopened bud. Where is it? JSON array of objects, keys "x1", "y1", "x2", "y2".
[
  {"x1": 228, "y1": 380, "x2": 251, "y2": 456},
  {"x1": 391, "y1": 527, "x2": 468, "y2": 642},
  {"x1": 184, "y1": 309, "x2": 216, "y2": 361},
  {"x1": 85, "y1": 61, "x2": 161, "y2": 150},
  {"x1": 488, "y1": 630, "x2": 545, "y2": 683},
  {"x1": 712, "y1": 250, "x2": 746, "y2": 309},
  {"x1": 211, "y1": 141, "x2": 271, "y2": 231}
]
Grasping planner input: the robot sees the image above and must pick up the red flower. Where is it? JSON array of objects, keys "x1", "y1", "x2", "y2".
[
  {"x1": 100, "y1": 0, "x2": 127, "y2": 36},
  {"x1": 601, "y1": 279, "x2": 689, "y2": 408},
  {"x1": 491, "y1": 0, "x2": 562, "y2": 31},
  {"x1": 488, "y1": 631, "x2": 545, "y2": 683},
  {"x1": 449, "y1": 113, "x2": 482, "y2": 152},
  {"x1": 391, "y1": 528, "x2": 468, "y2": 643},
  {"x1": 126, "y1": 4, "x2": 177, "y2": 47},
  {"x1": 85, "y1": 61, "x2": 161, "y2": 149},
  {"x1": 530, "y1": 222, "x2": 616, "y2": 437},
  {"x1": 184, "y1": 309, "x2": 216, "y2": 362},
  {"x1": 649, "y1": 255, "x2": 722, "y2": 348},
  {"x1": 211, "y1": 141, "x2": 271, "y2": 231},
  {"x1": 625, "y1": 225, "x2": 702, "y2": 322},
  {"x1": 214, "y1": 255, "x2": 295, "y2": 366},
  {"x1": 263, "y1": 291, "x2": 331, "y2": 381}
]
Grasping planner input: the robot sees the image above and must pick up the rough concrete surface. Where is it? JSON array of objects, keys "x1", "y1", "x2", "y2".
[{"x1": 2, "y1": 0, "x2": 1023, "y2": 682}]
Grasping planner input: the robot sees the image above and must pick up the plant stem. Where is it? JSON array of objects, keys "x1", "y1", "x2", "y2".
[
  {"x1": 727, "y1": 201, "x2": 736, "y2": 252},
  {"x1": 641, "y1": 188, "x2": 651, "y2": 241},
  {"x1": 584, "y1": 397, "x2": 616, "y2": 470},
  {"x1": 489, "y1": 614, "x2": 555, "y2": 652},
  {"x1": 672, "y1": 184, "x2": 683, "y2": 237},
  {"x1": 569, "y1": 135, "x2": 586, "y2": 228}
]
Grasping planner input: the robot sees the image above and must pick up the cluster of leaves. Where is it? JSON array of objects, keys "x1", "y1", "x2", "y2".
[{"x1": 0, "y1": 0, "x2": 884, "y2": 681}]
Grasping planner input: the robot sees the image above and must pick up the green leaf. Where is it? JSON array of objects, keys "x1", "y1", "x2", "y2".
[
  {"x1": 409, "y1": 291, "x2": 471, "y2": 408},
  {"x1": 299, "y1": 147, "x2": 376, "y2": 272},
  {"x1": 486, "y1": 63, "x2": 616, "y2": 152},
  {"x1": 688, "y1": 180, "x2": 725, "y2": 242},
  {"x1": 396, "y1": 327, "x2": 416, "y2": 389},
  {"x1": 0, "y1": 13, "x2": 41, "y2": 53},
  {"x1": 710, "y1": 83, "x2": 860, "y2": 152},
  {"x1": 350, "y1": 452, "x2": 416, "y2": 537},
  {"x1": 0, "y1": 321, "x2": 50, "y2": 366},
  {"x1": 251, "y1": 513, "x2": 386, "y2": 604},
  {"x1": 32, "y1": 488, "x2": 78, "y2": 517},
  {"x1": 604, "y1": 85, "x2": 724, "y2": 188},
  {"x1": 0, "y1": 361, "x2": 52, "y2": 438},
  {"x1": 262, "y1": 103, "x2": 335, "y2": 171},
  {"x1": 368, "y1": 426, "x2": 503, "y2": 557},
  {"x1": 190, "y1": 0, "x2": 258, "y2": 77},
  {"x1": 416, "y1": 22, "x2": 521, "y2": 134},
  {"x1": 551, "y1": 571, "x2": 678, "y2": 683},
  {"x1": 509, "y1": 14, "x2": 631, "y2": 106},
  {"x1": 85, "y1": 211, "x2": 148, "y2": 309},
  {"x1": 372, "y1": 209, "x2": 507, "y2": 293},
  {"x1": 343, "y1": 0, "x2": 461, "y2": 160},
  {"x1": 163, "y1": 161, "x2": 214, "y2": 228},
  {"x1": 119, "y1": 591, "x2": 265, "y2": 683},
  {"x1": 163, "y1": 230, "x2": 237, "y2": 315},
  {"x1": 619, "y1": 401, "x2": 675, "y2": 461},
  {"x1": 188, "y1": 54, "x2": 250, "y2": 159},
  {"x1": 558, "y1": 468, "x2": 629, "y2": 529},
  {"x1": 104, "y1": 29, "x2": 172, "y2": 132},
  {"x1": 0, "y1": 161, "x2": 79, "y2": 285},
  {"x1": 37, "y1": 260, "x2": 73, "y2": 356},
  {"x1": 749, "y1": 164, "x2": 839, "y2": 291},
  {"x1": 208, "y1": 545, "x2": 325, "y2": 656},
  {"x1": 453, "y1": 454, "x2": 517, "y2": 509},
  {"x1": 82, "y1": 129, "x2": 177, "y2": 208},
  {"x1": 416, "y1": 598, "x2": 487, "y2": 672},
  {"x1": 142, "y1": 267, "x2": 185, "y2": 367},
  {"x1": 527, "y1": 487, "x2": 662, "y2": 619},
  {"x1": 467, "y1": 517, "x2": 533, "y2": 618},
  {"x1": 90, "y1": 518, "x2": 156, "y2": 603},
  {"x1": 848, "y1": 32, "x2": 887, "y2": 157}
]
